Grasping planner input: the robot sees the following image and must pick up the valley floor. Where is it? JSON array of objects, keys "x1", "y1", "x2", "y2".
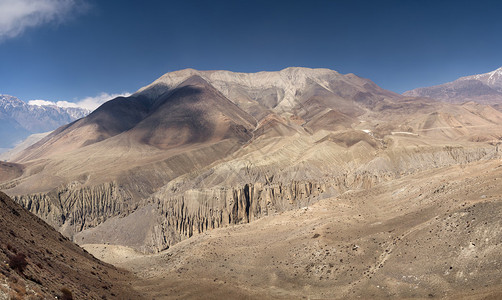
[{"x1": 83, "y1": 159, "x2": 502, "y2": 299}]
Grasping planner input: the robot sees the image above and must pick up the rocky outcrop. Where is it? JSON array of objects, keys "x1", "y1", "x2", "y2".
[
  {"x1": 7, "y1": 139, "x2": 248, "y2": 239},
  {"x1": 151, "y1": 180, "x2": 331, "y2": 249},
  {"x1": 13, "y1": 181, "x2": 135, "y2": 237},
  {"x1": 139, "y1": 144, "x2": 500, "y2": 253}
]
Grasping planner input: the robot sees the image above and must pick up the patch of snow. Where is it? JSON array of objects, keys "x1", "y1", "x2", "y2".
[{"x1": 459, "y1": 66, "x2": 502, "y2": 90}]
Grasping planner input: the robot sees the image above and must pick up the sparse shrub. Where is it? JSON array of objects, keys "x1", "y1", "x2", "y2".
[
  {"x1": 9, "y1": 253, "x2": 28, "y2": 273},
  {"x1": 10, "y1": 208, "x2": 20, "y2": 216},
  {"x1": 26, "y1": 274, "x2": 42, "y2": 285},
  {"x1": 61, "y1": 287, "x2": 74, "y2": 300}
]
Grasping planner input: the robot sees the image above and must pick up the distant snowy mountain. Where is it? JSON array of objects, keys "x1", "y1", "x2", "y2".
[
  {"x1": 460, "y1": 67, "x2": 502, "y2": 91},
  {"x1": 0, "y1": 95, "x2": 90, "y2": 148},
  {"x1": 403, "y1": 67, "x2": 502, "y2": 104}
]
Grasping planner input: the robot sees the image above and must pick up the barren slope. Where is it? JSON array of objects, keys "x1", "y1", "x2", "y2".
[
  {"x1": 0, "y1": 192, "x2": 142, "y2": 299},
  {"x1": 86, "y1": 159, "x2": 502, "y2": 299}
]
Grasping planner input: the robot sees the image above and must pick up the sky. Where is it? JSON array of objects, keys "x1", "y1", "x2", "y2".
[{"x1": 1, "y1": 0, "x2": 502, "y2": 109}]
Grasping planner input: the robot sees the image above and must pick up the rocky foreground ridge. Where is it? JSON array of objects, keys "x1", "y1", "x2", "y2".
[{"x1": 0, "y1": 191, "x2": 141, "y2": 299}]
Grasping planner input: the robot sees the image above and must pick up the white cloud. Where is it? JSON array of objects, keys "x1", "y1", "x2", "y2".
[
  {"x1": 0, "y1": 0, "x2": 85, "y2": 41},
  {"x1": 28, "y1": 92, "x2": 131, "y2": 111},
  {"x1": 74, "y1": 92, "x2": 132, "y2": 110},
  {"x1": 28, "y1": 99, "x2": 79, "y2": 108}
]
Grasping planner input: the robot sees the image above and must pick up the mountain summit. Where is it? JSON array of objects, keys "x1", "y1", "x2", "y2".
[
  {"x1": 459, "y1": 66, "x2": 502, "y2": 90},
  {"x1": 136, "y1": 67, "x2": 400, "y2": 116},
  {"x1": 403, "y1": 66, "x2": 502, "y2": 104}
]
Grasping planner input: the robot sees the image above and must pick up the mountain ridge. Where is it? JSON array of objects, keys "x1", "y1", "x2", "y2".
[
  {"x1": 403, "y1": 66, "x2": 502, "y2": 104},
  {"x1": 0, "y1": 94, "x2": 90, "y2": 149},
  {"x1": 137, "y1": 67, "x2": 402, "y2": 113},
  {"x1": 458, "y1": 66, "x2": 502, "y2": 90}
]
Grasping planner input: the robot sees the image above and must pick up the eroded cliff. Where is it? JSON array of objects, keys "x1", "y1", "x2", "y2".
[{"x1": 9, "y1": 143, "x2": 499, "y2": 253}]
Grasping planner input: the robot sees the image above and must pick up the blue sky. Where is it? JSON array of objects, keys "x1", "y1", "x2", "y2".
[{"x1": 1, "y1": 0, "x2": 502, "y2": 108}]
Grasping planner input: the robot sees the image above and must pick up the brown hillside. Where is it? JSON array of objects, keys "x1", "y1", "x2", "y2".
[{"x1": 0, "y1": 191, "x2": 142, "y2": 299}]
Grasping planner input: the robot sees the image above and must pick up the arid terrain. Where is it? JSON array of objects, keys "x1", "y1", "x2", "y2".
[
  {"x1": 0, "y1": 191, "x2": 142, "y2": 299},
  {"x1": 84, "y1": 158, "x2": 502, "y2": 299},
  {"x1": 1, "y1": 67, "x2": 502, "y2": 299}
]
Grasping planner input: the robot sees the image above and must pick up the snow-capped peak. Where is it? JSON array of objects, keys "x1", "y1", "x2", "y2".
[
  {"x1": 458, "y1": 66, "x2": 502, "y2": 90},
  {"x1": 0, "y1": 94, "x2": 25, "y2": 108},
  {"x1": 0, "y1": 94, "x2": 93, "y2": 148}
]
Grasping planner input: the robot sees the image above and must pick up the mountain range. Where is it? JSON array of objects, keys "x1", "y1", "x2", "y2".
[
  {"x1": 404, "y1": 66, "x2": 502, "y2": 104},
  {"x1": 5, "y1": 67, "x2": 502, "y2": 246},
  {"x1": 2, "y1": 67, "x2": 502, "y2": 299},
  {"x1": 0, "y1": 95, "x2": 90, "y2": 149}
]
